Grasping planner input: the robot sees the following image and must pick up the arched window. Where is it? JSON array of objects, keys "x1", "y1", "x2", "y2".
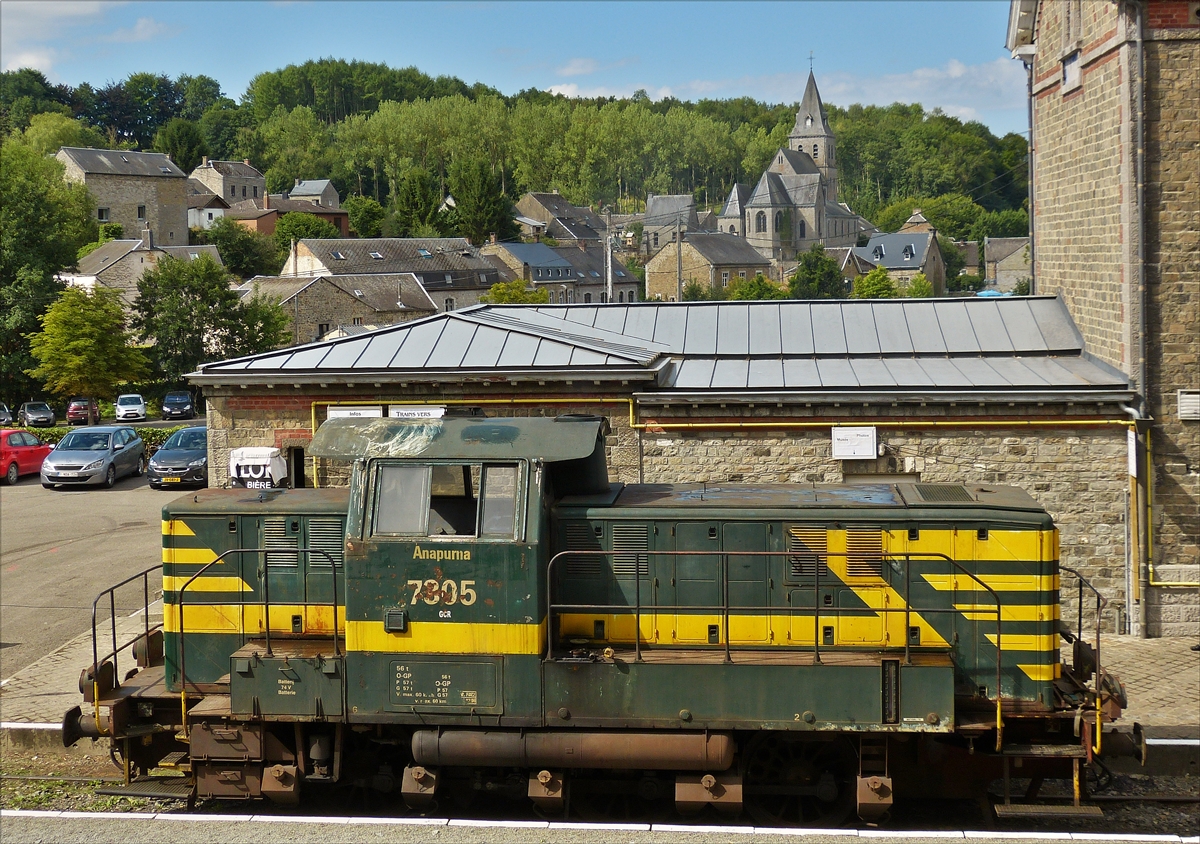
[
  {"x1": 813, "y1": 144, "x2": 819, "y2": 159},
  {"x1": 774, "y1": 211, "x2": 783, "y2": 232},
  {"x1": 798, "y1": 219, "x2": 806, "y2": 239},
  {"x1": 729, "y1": 225, "x2": 736, "y2": 234},
  {"x1": 584, "y1": 292, "x2": 592, "y2": 303},
  {"x1": 618, "y1": 291, "x2": 625, "y2": 302},
  {"x1": 755, "y1": 211, "x2": 766, "y2": 233}
]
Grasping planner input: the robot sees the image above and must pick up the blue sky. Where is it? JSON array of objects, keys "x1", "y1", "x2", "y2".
[{"x1": 1, "y1": 1, "x2": 1029, "y2": 136}]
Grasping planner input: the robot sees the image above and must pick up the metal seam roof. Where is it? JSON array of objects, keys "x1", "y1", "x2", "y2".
[{"x1": 190, "y1": 298, "x2": 1130, "y2": 396}]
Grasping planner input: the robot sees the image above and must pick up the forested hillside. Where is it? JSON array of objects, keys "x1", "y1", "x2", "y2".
[{"x1": 1, "y1": 58, "x2": 1028, "y2": 236}]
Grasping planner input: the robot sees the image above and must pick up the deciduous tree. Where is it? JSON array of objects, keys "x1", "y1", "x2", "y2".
[
  {"x1": 273, "y1": 212, "x2": 339, "y2": 255},
  {"x1": 343, "y1": 194, "x2": 385, "y2": 237},
  {"x1": 478, "y1": 280, "x2": 549, "y2": 304},
  {"x1": 27, "y1": 287, "x2": 147, "y2": 398},
  {"x1": 788, "y1": 243, "x2": 848, "y2": 299},
  {"x1": 152, "y1": 118, "x2": 208, "y2": 173},
  {"x1": 206, "y1": 217, "x2": 280, "y2": 278},
  {"x1": 851, "y1": 267, "x2": 898, "y2": 299}
]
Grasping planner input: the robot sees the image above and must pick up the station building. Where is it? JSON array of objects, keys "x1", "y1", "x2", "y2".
[{"x1": 187, "y1": 298, "x2": 1193, "y2": 637}]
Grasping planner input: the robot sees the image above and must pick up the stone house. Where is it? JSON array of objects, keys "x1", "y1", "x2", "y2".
[
  {"x1": 188, "y1": 158, "x2": 266, "y2": 206},
  {"x1": 1007, "y1": 0, "x2": 1199, "y2": 635},
  {"x1": 481, "y1": 241, "x2": 640, "y2": 304},
  {"x1": 957, "y1": 241, "x2": 981, "y2": 277},
  {"x1": 56, "y1": 147, "x2": 188, "y2": 246},
  {"x1": 515, "y1": 192, "x2": 604, "y2": 243},
  {"x1": 822, "y1": 246, "x2": 876, "y2": 283},
  {"x1": 289, "y1": 179, "x2": 341, "y2": 209},
  {"x1": 227, "y1": 195, "x2": 350, "y2": 237},
  {"x1": 57, "y1": 233, "x2": 223, "y2": 307},
  {"x1": 237, "y1": 272, "x2": 436, "y2": 346},
  {"x1": 984, "y1": 236, "x2": 1031, "y2": 292},
  {"x1": 853, "y1": 230, "x2": 947, "y2": 295},
  {"x1": 280, "y1": 237, "x2": 507, "y2": 312},
  {"x1": 188, "y1": 296, "x2": 1161, "y2": 631},
  {"x1": 643, "y1": 194, "x2": 698, "y2": 253},
  {"x1": 645, "y1": 233, "x2": 771, "y2": 301}
]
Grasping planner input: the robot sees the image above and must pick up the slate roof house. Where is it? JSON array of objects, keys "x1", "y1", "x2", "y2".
[
  {"x1": 57, "y1": 233, "x2": 222, "y2": 307},
  {"x1": 643, "y1": 194, "x2": 699, "y2": 253},
  {"x1": 482, "y1": 241, "x2": 640, "y2": 304},
  {"x1": 187, "y1": 192, "x2": 229, "y2": 230},
  {"x1": 188, "y1": 158, "x2": 266, "y2": 206},
  {"x1": 718, "y1": 74, "x2": 868, "y2": 262},
  {"x1": 983, "y1": 236, "x2": 1030, "y2": 293},
  {"x1": 289, "y1": 179, "x2": 340, "y2": 209},
  {"x1": 645, "y1": 232, "x2": 771, "y2": 300},
  {"x1": 281, "y1": 238, "x2": 507, "y2": 312},
  {"x1": 854, "y1": 231, "x2": 947, "y2": 295},
  {"x1": 238, "y1": 272, "x2": 436, "y2": 346},
  {"x1": 515, "y1": 192, "x2": 604, "y2": 242},
  {"x1": 56, "y1": 147, "x2": 188, "y2": 246}
]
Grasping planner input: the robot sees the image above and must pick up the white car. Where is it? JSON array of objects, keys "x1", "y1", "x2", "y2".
[{"x1": 114, "y1": 393, "x2": 147, "y2": 421}]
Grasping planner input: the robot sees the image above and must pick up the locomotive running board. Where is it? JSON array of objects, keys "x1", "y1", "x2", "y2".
[
  {"x1": 96, "y1": 775, "x2": 195, "y2": 801},
  {"x1": 993, "y1": 803, "x2": 1103, "y2": 818}
]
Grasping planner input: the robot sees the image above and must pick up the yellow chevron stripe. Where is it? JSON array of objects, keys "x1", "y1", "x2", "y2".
[
  {"x1": 163, "y1": 575, "x2": 251, "y2": 593},
  {"x1": 955, "y1": 603, "x2": 1060, "y2": 622},
  {"x1": 162, "y1": 519, "x2": 195, "y2": 536},
  {"x1": 1017, "y1": 663, "x2": 1060, "y2": 681},
  {"x1": 984, "y1": 633, "x2": 1058, "y2": 651},
  {"x1": 347, "y1": 620, "x2": 546, "y2": 655},
  {"x1": 923, "y1": 574, "x2": 1058, "y2": 592},
  {"x1": 162, "y1": 547, "x2": 218, "y2": 564},
  {"x1": 165, "y1": 603, "x2": 343, "y2": 635}
]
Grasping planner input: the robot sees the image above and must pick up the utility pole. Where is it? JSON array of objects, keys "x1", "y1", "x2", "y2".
[
  {"x1": 605, "y1": 209, "x2": 613, "y2": 302},
  {"x1": 675, "y1": 213, "x2": 683, "y2": 301}
]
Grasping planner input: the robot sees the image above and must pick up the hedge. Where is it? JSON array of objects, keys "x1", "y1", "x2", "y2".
[{"x1": 12, "y1": 425, "x2": 191, "y2": 451}]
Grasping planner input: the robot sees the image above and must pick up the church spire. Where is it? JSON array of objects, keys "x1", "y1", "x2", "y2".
[{"x1": 791, "y1": 71, "x2": 830, "y2": 138}]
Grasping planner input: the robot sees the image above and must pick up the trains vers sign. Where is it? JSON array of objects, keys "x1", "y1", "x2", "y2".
[{"x1": 65, "y1": 415, "x2": 1134, "y2": 825}]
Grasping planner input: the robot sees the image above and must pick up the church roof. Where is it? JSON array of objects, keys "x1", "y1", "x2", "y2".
[
  {"x1": 791, "y1": 71, "x2": 831, "y2": 138},
  {"x1": 771, "y1": 147, "x2": 820, "y2": 176},
  {"x1": 719, "y1": 183, "x2": 751, "y2": 217},
  {"x1": 746, "y1": 171, "x2": 820, "y2": 209}
]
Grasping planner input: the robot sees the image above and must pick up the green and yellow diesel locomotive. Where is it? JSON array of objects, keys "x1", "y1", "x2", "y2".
[{"x1": 65, "y1": 415, "x2": 1129, "y2": 824}]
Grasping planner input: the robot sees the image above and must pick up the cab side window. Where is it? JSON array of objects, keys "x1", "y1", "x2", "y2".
[
  {"x1": 480, "y1": 465, "x2": 519, "y2": 538},
  {"x1": 373, "y1": 465, "x2": 430, "y2": 535},
  {"x1": 371, "y1": 462, "x2": 521, "y2": 539}
]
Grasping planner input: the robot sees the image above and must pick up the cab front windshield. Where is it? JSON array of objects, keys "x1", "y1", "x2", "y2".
[{"x1": 371, "y1": 462, "x2": 520, "y2": 539}]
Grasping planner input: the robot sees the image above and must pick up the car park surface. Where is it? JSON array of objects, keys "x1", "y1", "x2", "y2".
[
  {"x1": 16, "y1": 401, "x2": 55, "y2": 427},
  {"x1": 39, "y1": 425, "x2": 145, "y2": 489},
  {"x1": 148, "y1": 425, "x2": 208, "y2": 488},
  {"x1": 0, "y1": 429, "x2": 53, "y2": 485}
]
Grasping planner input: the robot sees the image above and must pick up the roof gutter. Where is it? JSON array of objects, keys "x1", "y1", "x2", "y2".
[
  {"x1": 189, "y1": 366, "x2": 664, "y2": 388},
  {"x1": 635, "y1": 389, "x2": 1137, "y2": 406}
]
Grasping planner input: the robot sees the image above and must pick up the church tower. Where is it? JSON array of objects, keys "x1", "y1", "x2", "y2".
[{"x1": 788, "y1": 71, "x2": 837, "y2": 201}]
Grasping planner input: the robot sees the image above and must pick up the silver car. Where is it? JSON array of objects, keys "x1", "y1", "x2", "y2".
[
  {"x1": 40, "y1": 426, "x2": 145, "y2": 489},
  {"x1": 0, "y1": 403, "x2": 12, "y2": 425}
]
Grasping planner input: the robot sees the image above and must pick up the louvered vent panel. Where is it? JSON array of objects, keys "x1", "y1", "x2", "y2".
[
  {"x1": 564, "y1": 522, "x2": 602, "y2": 577},
  {"x1": 846, "y1": 529, "x2": 884, "y2": 577},
  {"x1": 915, "y1": 484, "x2": 974, "y2": 503},
  {"x1": 787, "y1": 526, "x2": 829, "y2": 578},
  {"x1": 612, "y1": 523, "x2": 648, "y2": 578},
  {"x1": 307, "y1": 518, "x2": 344, "y2": 566},
  {"x1": 263, "y1": 517, "x2": 298, "y2": 566}
]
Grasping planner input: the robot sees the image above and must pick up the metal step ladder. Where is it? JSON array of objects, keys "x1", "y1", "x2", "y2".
[{"x1": 993, "y1": 744, "x2": 1103, "y2": 819}]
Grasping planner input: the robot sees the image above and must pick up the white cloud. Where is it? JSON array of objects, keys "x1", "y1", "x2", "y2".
[
  {"x1": 557, "y1": 57, "x2": 599, "y2": 77},
  {"x1": 549, "y1": 82, "x2": 674, "y2": 101},
  {"x1": 672, "y1": 58, "x2": 1027, "y2": 124},
  {"x1": 101, "y1": 16, "x2": 178, "y2": 43},
  {"x1": 3, "y1": 47, "x2": 57, "y2": 74}
]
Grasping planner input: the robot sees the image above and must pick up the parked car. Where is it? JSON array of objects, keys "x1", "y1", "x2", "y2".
[
  {"x1": 1, "y1": 429, "x2": 54, "y2": 485},
  {"x1": 17, "y1": 402, "x2": 55, "y2": 427},
  {"x1": 114, "y1": 394, "x2": 146, "y2": 421},
  {"x1": 148, "y1": 426, "x2": 208, "y2": 489},
  {"x1": 0, "y1": 403, "x2": 12, "y2": 425},
  {"x1": 66, "y1": 397, "x2": 101, "y2": 426},
  {"x1": 40, "y1": 426, "x2": 145, "y2": 489},
  {"x1": 161, "y1": 391, "x2": 196, "y2": 421}
]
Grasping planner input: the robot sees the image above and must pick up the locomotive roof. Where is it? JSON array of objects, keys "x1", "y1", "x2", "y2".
[
  {"x1": 162, "y1": 487, "x2": 350, "y2": 515},
  {"x1": 558, "y1": 482, "x2": 1052, "y2": 523},
  {"x1": 307, "y1": 415, "x2": 605, "y2": 462}
]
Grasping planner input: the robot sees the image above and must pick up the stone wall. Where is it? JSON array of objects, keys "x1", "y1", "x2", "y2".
[
  {"x1": 645, "y1": 243, "x2": 767, "y2": 300},
  {"x1": 62, "y1": 167, "x2": 188, "y2": 247},
  {"x1": 1143, "y1": 29, "x2": 1200, "y2": 601},
  {"x1": 198, "y1": 387, "x2": 1169, "y2": 631}
]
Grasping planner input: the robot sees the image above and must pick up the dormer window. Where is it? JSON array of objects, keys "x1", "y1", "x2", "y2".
[
  {"x1": 902, "y1": 245, "x2": 915, "y2": 261},
  {"x1": 873, "y1": 246, "x2": 885, "y2": 261},
  {"x1": 805, "y1": 115, "x2": 812, "y2": 128},
  {"x1": 331, "y1": 251, "x2": 346, "y2": 260}
]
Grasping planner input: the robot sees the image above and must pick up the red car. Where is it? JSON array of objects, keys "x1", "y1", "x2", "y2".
[{"x1": 2, "y1": 429, "x2": 54, "y2": 485}]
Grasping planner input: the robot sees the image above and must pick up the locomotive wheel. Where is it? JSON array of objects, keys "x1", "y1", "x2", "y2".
[
  {"x1": 569, "y1": 776, "x2": 671, "y2": 823},
  {"x1": 742, "y1": 734, "x2": 857, "y2": 827}
]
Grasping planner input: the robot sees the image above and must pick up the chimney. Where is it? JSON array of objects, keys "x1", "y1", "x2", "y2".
[
  {"x1": 295, "y1": 178, "x2": 301, "y2": 187},
  {"x1": 578, "y1": 240, "x2": 586, "y2": 252},
  {"x1": 263, "y1": 193, "x2": 269, "y2": 210},
  {"x1": 201, "y1": 155, "x2": 208, "y2": 166},
  {"x1": 243, "y1": 159, "x2": 251, "y2": 166},
  {"x1": 142, "y1": 226, "x2": 154, "y2": 249},
  {"x1": 490, "y1": 233, "x2": 497, "y2": 244}
]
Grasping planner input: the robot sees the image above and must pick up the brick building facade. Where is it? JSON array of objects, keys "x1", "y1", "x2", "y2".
[{"x1": 1007, "y1": 0, "x2": 1199, "y2": 633}]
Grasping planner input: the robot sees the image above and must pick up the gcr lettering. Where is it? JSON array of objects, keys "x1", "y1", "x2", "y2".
[{"x1": 407, "y1": 579, "x2": 476, "y2": 607}]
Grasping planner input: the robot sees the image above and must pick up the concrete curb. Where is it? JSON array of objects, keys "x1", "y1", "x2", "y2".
[{"x1": 0, "y1": 810, "x2": 1194, "y2": 841}]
